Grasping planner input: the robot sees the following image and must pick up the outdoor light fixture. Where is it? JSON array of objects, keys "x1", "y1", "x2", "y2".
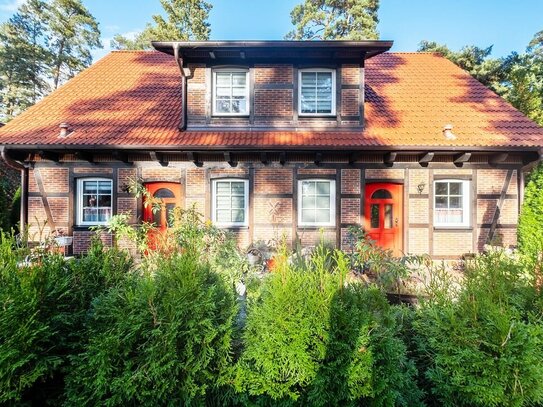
[{"x1": 417, "y1": 182, "x2": 426, "y2": 194}]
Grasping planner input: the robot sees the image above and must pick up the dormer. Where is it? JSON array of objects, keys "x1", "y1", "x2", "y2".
[{"x1": 153, "y1": 40, "x2": 393, "y2": 131}]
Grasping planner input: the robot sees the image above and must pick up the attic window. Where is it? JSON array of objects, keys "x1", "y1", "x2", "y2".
[
  {"x1": 212, "y1": 69, "x2": 249, "y2": 116},
  {"x1": 298, "y1": 68, "x2": 336, "y2": 116}
]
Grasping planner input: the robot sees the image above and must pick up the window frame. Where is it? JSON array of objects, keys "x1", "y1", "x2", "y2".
[
  {"x1": 211, "y1": 178, "x2": 250, "y2": 228},
  {"x1": 298, "y1": 68, "x2": 337, "y2": 117},
  {"x1": 433, "y1": 179, "x2": 471, "y2": 228},
  {"x1": 297, "y1": 179, "x2": 336, "y2": 227},
  {"x1": 212, "y1": 68, "x2": 250, "y2": 117},
  {"x1": 76, "y1": 177, "x2": 114, "y2": 227}
]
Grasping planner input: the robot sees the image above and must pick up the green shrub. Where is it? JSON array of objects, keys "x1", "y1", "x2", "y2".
[
  {"x1": 233, "y1": 243, "x2": 421, "y2": 406},
  {"x1": 65, "y1": 251, "x2": 237, "y2": 406},
  {"x1": 518, "y1": 163, "x2": 543, "y2": 260},
  {"x1": 9, "y1": 186, "x2": 21, "y2": 231},
  {"x1": 413, "y1": 252, "x2": 543, "y2": 406},
  {"x1": 0, "y1": 236, "x2": 132, "y2": 405}
]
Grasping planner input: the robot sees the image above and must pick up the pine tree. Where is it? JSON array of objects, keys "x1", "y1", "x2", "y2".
[
  {"x1": 112, "y1": 0, "x2": 212, "y2": 51},
  {"x1": 285, "y1": 0, "x2": 380, "y2": 40}
]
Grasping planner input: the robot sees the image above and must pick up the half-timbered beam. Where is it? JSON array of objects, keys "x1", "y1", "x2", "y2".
[
  {"x1": 38, "y1": 150, "x2": 59, "y2": 162},
  {"x1": 489, "y1": 152, "x2": 508, "y2": 165},
  {"x1": 418, "y1": 152, "x2": 434, "y2": 167},
  {"x1": 453, "y1": 152, "x2": 471, "y2": 167},
  {"x1": 314, "y1": 152, "x2": 323, "y2": 166},
  {"x1": 187, "y1": 151, "x2": 203, "y2": 167},
  {"x1": 384, "y1": 152, "x2": 397, "y2": 167},
  {"x1": 224, "y1": 152, "x2": 237, "y2": 167},
  {"x1": 279, "y1": 152, "x2": 286, "y2": 166}
]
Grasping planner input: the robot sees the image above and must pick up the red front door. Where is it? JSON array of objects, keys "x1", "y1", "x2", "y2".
[
  {"x1": 364, "y1": 183, "x2": 403, "y2": 255},
  {"x1": 143, "y1": 182, "x2": 182, "y2": 234}
]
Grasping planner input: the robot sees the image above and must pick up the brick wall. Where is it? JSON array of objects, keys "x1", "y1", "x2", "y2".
[{"x1": 26, "y1": 162, "x2": 522, "y2": 259}]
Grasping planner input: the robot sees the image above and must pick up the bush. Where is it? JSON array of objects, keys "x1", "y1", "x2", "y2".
[
  {"x1": 233, "y1": 243, "x2": 422, "y2": 406},
  {"x1": 0, "y1": 236, "x2": 132, "y2": 405},
  {"x1": 413, "y1": 252, "x2": 543, "y2": 406},
  {"x1": 518, "y1": 163, "x2": 543, "y2": 260},
  {"x1": 65, "y1": 251, "x2": 237, "y2": 406}
]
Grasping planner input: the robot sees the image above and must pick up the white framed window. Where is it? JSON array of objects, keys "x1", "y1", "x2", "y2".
[
  {"x1": 298, "y1": 179, "x2": 336, "y2": 227},
  {"x1": 212, "y1": 179, "x2": 249, "y2": 227},
  {"x1": 434, "y1": 179, "x2": 470, "y2": 227},
  {"x1": 298, "y1": 68, "x2": 336, "y2": 116},
  {"x1": 212, "y1": 69, "x2": 250, "y2": 116},
  {"x1": 76, "y1": 178, "x2": 113, "y2": 226}
]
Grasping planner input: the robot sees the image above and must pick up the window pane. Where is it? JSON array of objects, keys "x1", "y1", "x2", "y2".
[
  {"x1": 83, "y1": 208, "x2": 98, "y2": 222},
  {"x1": 370, "y1": 204, "x2": 379, "y2": 228},
  {"x1": 216, "y1": 100, "x2": 231, "y2": 113},
  {"x1": 216, "y1": 209, "x2": 231, "y2": 223},
  {"x1": 315, "y1": 209, "x2": 330, "y2": 223},
  {"x1": 449, "y1": 182, "x2": 462, "y2": 195},
  {"x1": 449, "y1": 196, "x2": 462, "y2": 209},
  {"x1": 84, "y1": 195, "x2": 97, "y2": 207},
  {"x1": 302, "y1": 196, "x2": 315, "y2": 209},
  {"x1": 316, "y1": 181, "x2": 330, "y2": 195},
  {"x1": 301, "y1": 209, "x2": 316, "y2": 223},
  {"x1": 231, "y1": 182, "x2": 245, "y2": 195},
  {"x1": 216, "y1": 182, "x2": 231, "y2": 194},
  {"x1": 83, "y1": 181, "x2": 97, "y2": 194},
  {"x1": 232, "y1": 209, "x2": 245, "y2": 223},
  {"x1": 301, "y1": 181, "x2": 316, "y2": 195},
  {"x1": 231, "y1": 195, "x2": 244, "y2": 209},
  {"x1": 317, "y1": 72, "x2": 332, "y2": 86},
  {"x1": 216, "y1": 87, "x2": 230, "y2": 97},
  {"x1": 216, "y1": 73, "x2": 231, "y2": 86},
  {"x1": 301, "y1": 101, "x2": 316, "y2": 113},
  {"x1": 232, "y1": 73, "x2": 246, "y2": 86},
  {"x1": 98, "y1": 195, "x2": 111, "y2": 207},
  {"x1": 315, "y1": 195, "x2": 330, "y2": 209},
  {"x1": 216, "y1": 196, "x2": 231, "y2": 209},
  {"x1": 317, "y1": 103, "x2": 332, "y2": 114},
  {"x1": 435, "y1": 196, "x2": 448, "y2": 208},
  {"x1": 152, "y1": 207, "x2": 161, "y2": 226},
  {"x1": 435, "y1": 182, "x2": 448, "y2": 195},
  {"x1": 301, "y1": 72, "x2": 317, "y2": 86},
  {"x1": 232, "y1": 87, "x2": 246, "y2": 97},
  {"x1": 384, "y1": 204, "x2": 393, "y2": 229}
]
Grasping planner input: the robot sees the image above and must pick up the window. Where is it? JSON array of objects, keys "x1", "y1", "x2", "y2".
[
  {"x1": 298, "y1": 68, "x2": 336, "y2": 116},
  {"x1": 212, "y1": 179, "x2": 249, "y2": 227},
  {"x1": 77, "y1": 178, "x2": 113, "y2": 226},
  {"x1": 434, "y1": 180, "x2": 470, "y2": 227},
  {"x1": 212, "y1": 70, "x2": 249, "y2": 115},
  {"x1": 298, "y1": 179, "x2": 336, "y2": 226}
]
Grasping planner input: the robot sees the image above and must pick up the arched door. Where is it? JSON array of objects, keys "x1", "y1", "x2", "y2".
[
  {"x1": 143, "y1": 182, "x2": 182, "y2": 233},
  {"x1": 364, "y1": 183, "x2": 403, "y2": 255}
]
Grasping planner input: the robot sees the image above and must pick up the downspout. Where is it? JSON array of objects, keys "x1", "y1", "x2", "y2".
[
  {"x1": 173, "y1": 43, "x2": 187, "y2": 131},
  {"x1": 1, "y1": 146, "x2": 29, "y2": 228}
]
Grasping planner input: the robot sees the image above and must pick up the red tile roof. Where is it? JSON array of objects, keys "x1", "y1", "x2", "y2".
[{"x1": 0, "y1": 50, "x2": 542, "y2": 150}]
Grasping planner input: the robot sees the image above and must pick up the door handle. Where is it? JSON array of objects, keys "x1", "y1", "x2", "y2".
[{"x1": 395, "y1": 218, "x2": 399, "y2": 227}]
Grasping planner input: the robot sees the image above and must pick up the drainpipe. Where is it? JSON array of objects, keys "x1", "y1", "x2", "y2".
[
  {"x1": 0, "y1": 146, "x2": 29, "y2": 228},
  {"x1": 173, "y1": 43, "x2": 187, "y2": 131}
]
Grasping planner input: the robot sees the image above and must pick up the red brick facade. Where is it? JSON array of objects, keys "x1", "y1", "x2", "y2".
[{"x1": 26, "y1": 160, "x2": 521, "y2": 259}]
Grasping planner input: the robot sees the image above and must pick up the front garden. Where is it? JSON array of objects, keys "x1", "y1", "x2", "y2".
[{"x1": 1, "y1": 165, "x2": 543, "y2": 406}]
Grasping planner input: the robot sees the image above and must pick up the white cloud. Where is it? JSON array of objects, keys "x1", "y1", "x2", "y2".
[{"x1": 0, "y1": 0, "x2": 25, "y2": 12}]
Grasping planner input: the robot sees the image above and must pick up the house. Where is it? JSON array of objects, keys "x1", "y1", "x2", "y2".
[{"x1": 0, "y1": 40, "x2": 542, "y2": 259}]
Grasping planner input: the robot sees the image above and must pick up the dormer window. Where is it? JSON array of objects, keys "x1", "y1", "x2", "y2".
[
  {"x1": 212, "y1": 69, "x2": 249, "y2": 116},
  {"x1": 298, "y1": 68, "x2": 336, "y2": 116}
]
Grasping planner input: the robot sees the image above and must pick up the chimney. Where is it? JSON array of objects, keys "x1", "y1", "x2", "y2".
[
  {"x1": 443, "y1": 124, "x2": 456, "y2": 140},
  {"x1": 59, "y1": 122, "x2": 70, "y2": 138}
]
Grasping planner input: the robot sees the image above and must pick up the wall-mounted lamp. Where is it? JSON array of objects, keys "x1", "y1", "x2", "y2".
[{"x1": 417, "y1": 182, "x2": 426, "y2": 194}]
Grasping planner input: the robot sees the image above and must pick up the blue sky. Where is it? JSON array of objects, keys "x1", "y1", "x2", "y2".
[{"x1": 0, "y1": 0, "x2": 542, "y2": 62}]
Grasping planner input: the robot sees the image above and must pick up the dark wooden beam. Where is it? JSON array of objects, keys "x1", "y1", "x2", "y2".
[
  {"x1": 384, "y1": 152, "x2": 397, "y2": 167},
  {"x1": 314, "y1": 152, "x2": 323, "y2": 166},
  {"x1": 418, "y1": 152, "x2": 434, "y2": 167},
  {"x1": 348, "y1": 152, "x2": 358, "y2": 165},
  {"x1": 260, "y1": 152, "x2": 269, "y2": 165},
  {"x1": 489, "y1": 152, "x2": 508, "y2": 165},
  {"x1": 224, "y1": 152, "x2": 237, "y2": 167},
  {"x1": 150, "y1": 151, "x2": 168, "y2": 167},
  {"x1": 112, "y1": 151, "x2": 131, "y2": 164},
  {"x1": 38, "y1": 150, "x2": 59, "y2": 162},
  {"x1": 187, "y1": 151, "x2": 203, "y2": 167},
  {"x1": 453, "y1": 152, "x2": 472, "y2": 167},
  {"x1": 279, "y1": 152, "x2": 286, "y2": 166},
  {"x1": 75, "y1": 151, "x2": 94, "y2": 163}
]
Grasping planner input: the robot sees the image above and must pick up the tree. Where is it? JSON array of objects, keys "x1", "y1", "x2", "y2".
[
  {"x1": 0, "y1": 0, "x2": 50, "y2": 121},
  {"x1": 518, "y1": 163, "x2": 543, "y2": 260},
  {"x1": 45, "y1": 0, "x2": 102, "y2": 89},
  {"x1": 285, "y1": 0, "x2": 380, "y2": 40},
  {"x1": 112, "y1": 0, "x2": 212, "y2": 51}
]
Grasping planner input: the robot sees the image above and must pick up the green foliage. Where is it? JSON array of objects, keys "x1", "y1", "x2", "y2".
[
  {"x1": 0, "y1": 179, "x2": 11, "y2": 231},
  {"x1": 233, "y1": 241, "x2": 421, "y2": 406},
  {"x1": 10, "y1": 186, "x2": 21, "y2": 230},
  {"x1": 518, "y1": 163, "x2": 543, "y2": 260},
  {"x1": 0, "y1": 236, "x2": 132, "y2": 404},
  {"x1": 65, "y1": 251, "x2": 237, "y2": 406},
  {"x1": 413, "y1": 252, "x2": 543, "y2": 406},
  {"x1": 112, "y1": 0, "x2": 212, "y2": 50},
  {"x1": 285, "y1": 0, "x2": 380, "y2": 40}
]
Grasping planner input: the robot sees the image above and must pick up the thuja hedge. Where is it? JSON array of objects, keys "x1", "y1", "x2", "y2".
[{"x1": 518, "y1": 162, "x2": 543, "y2": 260}]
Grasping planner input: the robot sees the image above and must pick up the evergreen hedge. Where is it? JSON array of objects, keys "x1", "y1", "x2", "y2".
[{"x1": 518, "y1": 163, "x2": 543, "y2": 260}]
